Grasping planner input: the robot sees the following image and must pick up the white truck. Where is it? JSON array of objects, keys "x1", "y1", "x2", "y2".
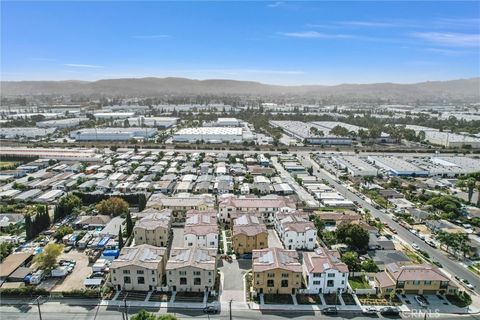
[{"x1": 51, "y1": 266, "x2": 68, "y2": 277}]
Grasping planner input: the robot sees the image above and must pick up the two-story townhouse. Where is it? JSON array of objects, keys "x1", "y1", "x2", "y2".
[
  {"x1": 232, "y1": 214, "x2": 268, "y2": 254},
  {"x1": 374, "y1": 263, "x2": 458, "y2": 295},
  {"x1": 166, "y1": 247, "x2": 217, "y2": 292},
  {"x1": 183, "y1": 210, "x2": 219, "y2": 249},
  {"x1": 146, "y1": 193, "x2": 215, "y2": 221},
  {"x1": 110, "y1": 245, "x2": 167, "y2": 291},
  {"x1": 133, "y1": 209, "x2": 173, "y2": 247},
  {"x1": 302, "y1": 247, "x2": 349, "y2": 294},
  {"x1": 252, "y1": 247, "x2": 303, "y2": 295}
]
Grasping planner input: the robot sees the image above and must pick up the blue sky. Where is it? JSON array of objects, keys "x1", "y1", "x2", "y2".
[{"x1": 1, "y1": 1, "x2": 479, "y2": 85}]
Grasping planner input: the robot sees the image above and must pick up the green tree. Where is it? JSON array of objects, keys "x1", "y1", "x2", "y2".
[
  {"x1": 34, "y1": 243, "x2": 64, "y2": 272},
  {"x1": 25, "y1": 214, "x2": 33, "y2": 240},
  {"x1": 118, "y1": 227, "x2": 124, "y2": 250},
  {"x1": 55, "y1": 194, "x2": 82, "y2": 222},
  {"x1": 130, "y1": 310, "x2": 178, "y2": 320},
  {"x1": 96, "y1": 197, "x2": 129, "y2": 216},
  {"x1": 54, "y1": 225, "x2": 74, "y2": 241},
  {"x1": 341, "y1": 251, "x2": 361, "y2": 272},
  {"x1": 361, "y1": 259, "x2": 379, "y2": 272},
  {"x1": 126, "y1": 211, "x2": 133, "y2": 237},
  {"x1": 336, "y1": 223, "x2": 370, "y2": 252}
]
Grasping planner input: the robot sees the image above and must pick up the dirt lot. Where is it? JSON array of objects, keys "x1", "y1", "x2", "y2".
[{"x1": 52, "y1": 249, "x2": 92, "y2": 292}]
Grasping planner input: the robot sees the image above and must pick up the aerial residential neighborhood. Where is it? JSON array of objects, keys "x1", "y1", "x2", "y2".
[{"x1": 1, "y1": 1, "x2": 480, "y2": 320}]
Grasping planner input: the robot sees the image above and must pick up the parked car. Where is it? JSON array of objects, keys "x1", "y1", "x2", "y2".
[
  {"x1": 362, "y1": 307, "x2": 377, "y2": 314},
  {"x1": 414, "y1": 295, "x2": 428, "y2": 308},
  {"x1": 426, "y1": 240, "x2": 437, "y2": 248},
  {"x1": 203, "y1": 306, "x2": 218, "y2": 314},
  {"x1": 322, "y1": 307, "x2": 338, "y2": 315},
  {"x1": 380, "y1": 307, "x2": 400, "y2": 316},
  {"x1": 412, "y1": 243, "x2": 420, "y2": 250},
  {"x1": 461, "y1": 279, "x2": 475, "y2": 290}
]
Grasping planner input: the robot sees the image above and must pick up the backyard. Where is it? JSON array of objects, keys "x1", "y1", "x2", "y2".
[
  {"x1": 348, "y1": 276, "x2": 371, "y2": 290},
  {"x1": 296, "y1": 294, "x2": 322, "y2": 305}
]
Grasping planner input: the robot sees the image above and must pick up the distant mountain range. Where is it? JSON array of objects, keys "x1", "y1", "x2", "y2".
[{"x1": 1, "y1": 77, "x2": 479, "y2": 103}]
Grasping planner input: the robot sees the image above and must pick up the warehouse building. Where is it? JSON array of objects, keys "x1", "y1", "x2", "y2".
[
  {"x1": 406, "y1": 125, "x2": 480, "y2": 148},
  {"x1": 173, "y1": 127, "x2": 245, "y2": 143},
  {"x1": 93, "y1": 112, "x2": 135, "y2": 120},
  {"x1": 367, "y1": 156, "x2": 428, "y2": 177},
  {"x1": 332, "y1": 156, "x2": 378, "y2": 177},
  {"x1": 70, "y1": 128, "x2": 156, "y2": 141},
  {"x1": 36, "y1": 118, "x2": 89, "y2": 129},
  {"x1": 118, "y1": 116, "x2": 179, "y2": 128},
  {"x1": 0, "y1": 127, "x2": 56, "y2": 139}
]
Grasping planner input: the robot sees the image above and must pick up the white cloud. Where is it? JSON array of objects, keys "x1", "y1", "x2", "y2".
[
  {"x1": 279, "y1": 31, "x2": 353, "y2": 39},
  {"x1": 337, "y1": 21, "x2": 398, "y2": 28},
  {"x1": 64, "y1": 63, "x2": 104, "y2": 68},
  {"x1": 412, "y1": 32, "x2": 480, "y2": 47},
  {"x1": 132, "y1": 34, "x2": 170, "y2": 39},
  {"x1": 267, "y1": 2, "x2": 284, "y2": 8}
]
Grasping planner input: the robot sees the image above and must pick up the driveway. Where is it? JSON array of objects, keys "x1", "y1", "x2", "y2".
[
  {"x1": 171, "y1": 227, "x2": 184, "y2": 247},
  {"x1": 219, "y1": 258, "x2": 251, "y2": 303},
  {"x1": 268, "y1": 229, "x2": 284, "y2": 249}
]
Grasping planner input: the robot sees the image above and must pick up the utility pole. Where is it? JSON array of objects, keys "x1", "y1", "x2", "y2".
[
  {"x1": 123, "y1": 292, "x2": 129, "y2": 320},
  {"x1": 229, "y1": 299, "x2": 233, "y2": 320},
  {"x1": 33, "y1": 296, "x2": 43, "y2": 320}
]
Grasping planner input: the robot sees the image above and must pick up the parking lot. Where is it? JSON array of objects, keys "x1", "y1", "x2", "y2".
[{"x1": 52, "y1": 249, "x2": 91, "y2": 291}]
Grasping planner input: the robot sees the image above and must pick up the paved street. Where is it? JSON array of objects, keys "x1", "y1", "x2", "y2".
[{"x1": 301, "y1": 154, "x2": 480, "y2": 292}]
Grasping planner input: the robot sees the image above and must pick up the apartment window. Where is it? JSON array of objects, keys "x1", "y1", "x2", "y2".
[
  {"x1": 188, "y1": 243, "x2": 193, "y2": 246},
  {"x1": 313, "y1": 273, "x2": 322, "y2": 278},
  {"x1": 259, "y1": 242, "x2": 264, "y2": 246},
  {"x1": 152, "y1": 278, "x2": 156, "y2": 282},
  {"x1": 112, "y1": 270, "x2": 116, "y2": 274},
  {"x1": 341, "y1": 281, "x2": 344, "y2": 285},
  {"x1": 424, "y1": 280, "x2": 432, "y2": 285},
  {"x1": 169, "y1": 271, "x2": 172, "y2": 275},
  {"x1": 124, "y1": 276, "x2": 131, "y2": 284},
  {"x1": 267, "y1": 280, "x2": 274, "y2": 287},
  {"x1": 194, "y1": 278, "x2": 201, "y2": 285},
  {"x1": 267, "y1": 273, "x2": 275, "y2": 278},
  {"x1": 123, "y1": 270, "x2": 130, "y2": 274},
  {"x1": 208, "y1": 271, "x2": 212, "y2": 276},
  {"x1": 413, "y1": 280, "x2": 421, "y2": 285},
  {"x1": 113, "y1": 277, "x2": 117, "y2": 281},
  {"x1": 327, "y1": 280, "x2": 334, "y2": 287},
  {"x1": 397, "y1": 281, "x2": 405, "y2": 288},
  {"x1": 209, "y1": 279, "x2": 212, "y2": 283},
  {"x1": 193, "y1": 271, "x2": 201, "y2": 276},
  {"x1": 137, "y1": 270, "x2": 144, "y2": 275},
  {"x1": 327, "y1": 273, "x2": 335, "y2": 278},
  {"x1": 308, "y1": 238, "x2": 313, "y2": 242},
  {"x1": 139, "y1": 237, "x2": 143, "y2": 240},
  {"x1": 256, "y1": 273, "x2": 260, "y2": 278},
  {"x1": 137, "y1": 277, "x2": 145, "y2": 284},
  {"x1": 179, "y1": 271, "x2": 187, "y2": 276},
  {"x1": 210, "y1": 242, "x2": 215, "y2": 246},
  {"x1": 151, "y1": 270, "x2": 155, "y2": 275},
  {"x1": 313, "y1": 280, "x2": 321, "y2": 285},
  {"x1": 281, "y1": 280, "x2": 289, "y2": 287},
  {"x1": 281, "y1": 273, "x2": 289, "y2": 278},
  {"x1": 289, "y1": 239, "x2": 293, "y2": 243},
  {"x1": 180, "y1": 278, "x2": 187, "y2": 285}
]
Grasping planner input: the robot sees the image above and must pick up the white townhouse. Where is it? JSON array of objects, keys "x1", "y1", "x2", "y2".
[
  {"x1": 274, "y1": 211, "x2": 316, "y2": 250},
  {"x1": 183, "y1": 210, "x2": 219, "y2": 249},
  {"x1": 302, "y1": 247, "x2": 349, "y2": 294}
]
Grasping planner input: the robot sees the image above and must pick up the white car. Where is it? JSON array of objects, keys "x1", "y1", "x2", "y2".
[
  {"x1": 412, "y1": 243, "x2": 420, "y2": 250},
  {"x1": 414, "y1": 295, "x2": 428, "y2": 308}
]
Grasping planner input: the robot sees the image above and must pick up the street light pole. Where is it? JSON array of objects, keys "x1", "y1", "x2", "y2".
[
  {"x1": 229, "y1": 299, "x2": 233, "y2": 320},
  {"x1": 33, "y1": 296, "x2": 43, "y2": 320}
]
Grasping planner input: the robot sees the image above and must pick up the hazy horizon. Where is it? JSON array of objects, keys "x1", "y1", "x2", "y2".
[{"x1": 1, "y1": 1, "x2": 479, "y2": 85}]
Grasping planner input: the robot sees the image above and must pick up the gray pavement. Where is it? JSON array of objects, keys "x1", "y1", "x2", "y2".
[{"x1": 268, "y1": 229, "x2": 284, "y2": 249}]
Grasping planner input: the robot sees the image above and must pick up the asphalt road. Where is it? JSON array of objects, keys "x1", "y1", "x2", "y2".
[
  {"x1": 0, "y1": 302, "x2": 393, "y2": 320},
  {"x1": 301, "y1": 154, "x2": 480, "y2": 292}
]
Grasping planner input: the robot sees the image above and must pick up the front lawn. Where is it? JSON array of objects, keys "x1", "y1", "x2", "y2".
[
  {"x1": 348, "y1": 277, "x2": 371, "y2": 290},
  {"x1": 264, "y1": 294, "x2": 293, "y2": 305},
  {"x1": 342, "y1": 293, "x2": 357, "y2": 305},
  {"x1": 447, "y1": 292, "x2": 472, "y2": 308},
  {"x1": 148, "y1": 292, "x2": 172, "y2": 302},
  {"x1": 323, "y1": 293, "x2": 340, "y2": 305},
  {"x1": 296, "y1": 294, "x2": 321, "y2": 305}
]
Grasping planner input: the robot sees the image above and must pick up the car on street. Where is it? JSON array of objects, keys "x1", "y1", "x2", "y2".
[
  {"x1": 322, "y1": 307, "x2": 338, "y2": 315},
  {"x1": 412, "y1": 243, "x2": 420, "y2": 250},
  {"x1": 461, "y1": 279, "x2": 475, "y2": 290},
  {"x1": 380, "y1": 307, "x2": 400, "y2": 316},
  {"x1": 426, "y1": 240, "x2": 437, "y2": 248},
  {"x1": 362, "y1": 307, "x2": 378, "y2": 314},
  {"x1": 203, "y1": 306, "x2": 218, "y2": 314}
]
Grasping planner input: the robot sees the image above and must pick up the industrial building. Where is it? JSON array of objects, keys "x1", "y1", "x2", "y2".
[
  {"x1": 406, "y1": 125, "x2": 480, "y2": 148},
  {"x1": 0, "y1": 127, "x2": 56, "y2": 139},
  {"x1": 270, "y1": 121, "x2": 353, "y2": 145},
  {"x1": 36, "y1": 118, "x2": 89, "y2": 129},
  {"x1": 332, "y1": 156, "x2": 378, "y2": 177},
  {"x1": 367, "y1": 156, "x2": 428, "y2": 177},
  {"x1": 173, "y1": 127, "x2": 245, "y2": 143},
  {"x1": 118, "y1": 116, "x2": 179, "y2": 128},
  {"x1": 70, "y1": 128, "x2": 156, "y2": 141},
  {"x1": 93, "y1": 112, "x2": 135, "y2": 120}
]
